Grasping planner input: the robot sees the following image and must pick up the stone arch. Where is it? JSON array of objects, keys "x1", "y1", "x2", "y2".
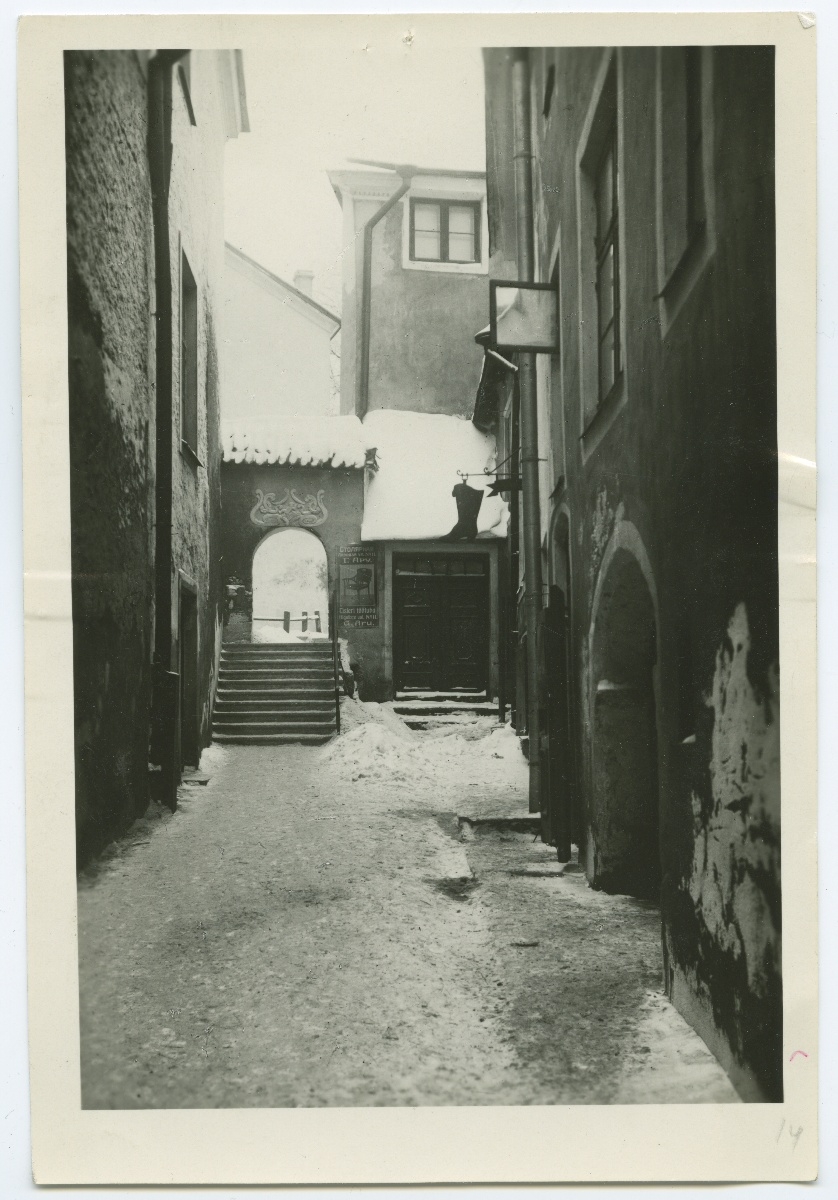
[
  {"x1": 588, "y1": 521, "x2": 661, "y2": 898},
  {"x1": 549, "y1": 504, "x2": 573, "y2": 593},
  {"x1": 251, "y1": 527, "x2": 329, "y2": 642}
]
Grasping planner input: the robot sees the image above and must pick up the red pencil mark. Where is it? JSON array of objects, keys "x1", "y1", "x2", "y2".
[{"x1": 789, "y1": 1050, "x2": 808, "y2": 1061}]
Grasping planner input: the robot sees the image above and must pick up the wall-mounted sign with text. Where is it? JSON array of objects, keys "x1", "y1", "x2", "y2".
[{"x1": 338, "y1": 545, "x2": 378, "y2": 628}]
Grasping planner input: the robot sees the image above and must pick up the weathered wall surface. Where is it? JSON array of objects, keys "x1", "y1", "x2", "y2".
[
  {"x1": 366, "y1": 203, "x2": 487, "y2": 419},
  {"x1": 65, "y1": 51, "x2": 156, "y2": 862},
  {"x1": 220, "y1": 248, "x2": 338, "y2": 422},
  {"x1": 486, "y1": 47, "x2": 780, "y2": 1098},
  {"x1": 168, "y1": 52, "x2": 233, "y2": 750}
]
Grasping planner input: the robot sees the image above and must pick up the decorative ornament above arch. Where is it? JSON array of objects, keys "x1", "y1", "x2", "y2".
[{"x1": 249, "y1": 488, "x2": 328, "y2": 529}]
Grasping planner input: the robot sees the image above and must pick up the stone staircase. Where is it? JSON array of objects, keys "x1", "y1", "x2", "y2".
[
  {"x1": 213, "y1": 642, "x2": 337, "y2": 745},
  {"x1": 393, "y1": 691, "x2": 499, "y2": 732}
]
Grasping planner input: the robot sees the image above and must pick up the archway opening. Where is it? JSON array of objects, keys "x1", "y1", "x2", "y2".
[
  {"x1": 251, "y1": 528, "x2": 329, "y2": 643},
  {"x1": 591, "y1": 547, "x2": 660, "y2": 899}
]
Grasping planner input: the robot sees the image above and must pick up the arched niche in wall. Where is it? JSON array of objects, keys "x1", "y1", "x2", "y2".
[{"x1": 588, "y1": 523, "x2": 661, "y2": 900}]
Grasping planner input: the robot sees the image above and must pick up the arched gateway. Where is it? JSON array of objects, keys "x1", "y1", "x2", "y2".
[{"x1": 251, "y1": 527, "x2": 329, "y2": 642}]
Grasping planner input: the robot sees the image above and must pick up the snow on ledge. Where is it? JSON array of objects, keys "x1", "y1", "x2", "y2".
[
  {"x1": 360, "y1": 410, "x2": 508, "y2": 541},
  {"x1": 222, "y1": 416, "x2": 369, "y2": 469}
]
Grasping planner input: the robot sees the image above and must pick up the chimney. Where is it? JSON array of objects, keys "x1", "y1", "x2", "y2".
[{"x1": 294, "y1": 269, "x2": 314, "y2": 298}]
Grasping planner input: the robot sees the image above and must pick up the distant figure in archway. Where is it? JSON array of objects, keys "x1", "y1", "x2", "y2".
[{"x1": 251, "y1": 528, "x2": 329, "y2": 643}]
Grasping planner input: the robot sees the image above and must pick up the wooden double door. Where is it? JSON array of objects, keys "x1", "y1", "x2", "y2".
[{"x1": 394, "y1": 554, "x2": 489, "y2": 693}]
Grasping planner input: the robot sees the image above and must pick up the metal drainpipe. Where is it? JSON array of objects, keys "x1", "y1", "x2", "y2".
[
  {"x1": 511, "y1": 48, "x2": 544, "y2": 816},
  {"x1": 356, "y1": 170, "x2": 415, "y2": 416},
  {"x1": 148, "y1": 50, "x2": 187, "y2": 807}
]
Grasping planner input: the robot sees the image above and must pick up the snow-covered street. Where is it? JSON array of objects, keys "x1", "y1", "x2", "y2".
[{"x1": 77, "y1": 704, "x2": 738, "y2": 1108}]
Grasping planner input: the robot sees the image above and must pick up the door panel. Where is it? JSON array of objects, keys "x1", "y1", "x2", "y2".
[
  {"x1": 396, "y1": 577, "x2": 435, "y2": 689},
  {"x1": 394, "y1": 556, "x2": 489, "y2": 693},
  {"x1": 445, "y1": 579, "x2": 487, "y2": 691}
]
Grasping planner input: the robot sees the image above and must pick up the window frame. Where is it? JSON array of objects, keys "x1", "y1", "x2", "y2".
[
  {"x1": 408, "y1": 197, "x2": 482, "y2": 265},
  {"x1": 654, "y1": 46, "x2": 716, "y2": 337},
  {"x1": 593, "y1": 130, "x2": 621, "y2": 407},
  {"x1": 575, "y1": 48, "x2": 627, "y2": 457}
]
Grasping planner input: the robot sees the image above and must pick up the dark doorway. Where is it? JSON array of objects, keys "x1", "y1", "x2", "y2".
[
  {"x1": 543, "y1": 585, "x2": 575, "y2": 858},
  {"x1": 179, "y1": 583, "x2": 199, "y2": 769},
  {"x1": 590, "y1": 548, "x2": 660, "y2": 900},
  {"x1": 394, "y1": 554, "x2": 489, "y2": 693},
  {"x1": 542, "y1": 518, "x2": 580, "y2": 858}
]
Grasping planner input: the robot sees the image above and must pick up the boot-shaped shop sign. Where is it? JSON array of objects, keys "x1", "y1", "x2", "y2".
[
  {"x1": 249, "y1": 488, "x2": 328, "y2": 528},
  {"x1": 440, "y1": 481, "x2": 484, "y2": 541}
]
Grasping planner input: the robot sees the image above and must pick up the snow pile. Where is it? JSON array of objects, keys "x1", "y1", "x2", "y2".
[
  {"x1": 324, "y1": 698, "x2": 528, "y2": 797},
  {"x1": 322, "y1": 716, "x2": 424, "y2": 784},
  {"x1": 421, "y1": 720, "x2": 529, "y2": 790},
  {"x1": 222, "y1": 416, "x2": 369, "y2": 469},
  {"x1": 199, "y1": 742, "x2": 229, "y2": 777},
  {"x1": 360, "y1": 410, "x2": 508, "y2": 541}
]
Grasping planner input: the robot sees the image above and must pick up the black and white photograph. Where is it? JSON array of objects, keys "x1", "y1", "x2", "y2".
[{"x1": 16, "y1": 10, "x2": 819, "y2": 1187}]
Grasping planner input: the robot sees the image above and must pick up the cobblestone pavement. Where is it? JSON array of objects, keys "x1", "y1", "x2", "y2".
[{"x1": 77, "y1": 722, "x2": 739, "y2": 1108}]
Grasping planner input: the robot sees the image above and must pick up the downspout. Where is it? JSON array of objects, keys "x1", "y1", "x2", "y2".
[
  {"x1": 511, "y1": 48, "x2": 545, "y2": 816},
  {"x1": 356, "y1": 170, "x2": 415, "y2": 416},
  {"x1": 148, "y1": 50, "x2": 187, "y2": 807},
  {"x1": 509, "y1": 375, "x2": 521, "y2": 729}
]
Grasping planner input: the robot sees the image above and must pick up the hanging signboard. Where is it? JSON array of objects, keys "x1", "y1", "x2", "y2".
[{"x1": 338, "y1": 545, "x2": 379, "y2": 628}]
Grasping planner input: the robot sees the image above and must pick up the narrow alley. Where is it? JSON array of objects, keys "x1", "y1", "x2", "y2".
[{"x1": 78, "y1": 706, "x2": 737, "y2": 1109}]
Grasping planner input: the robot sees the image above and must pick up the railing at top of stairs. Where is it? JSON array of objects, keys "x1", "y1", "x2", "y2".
[{"x1": 329, "y1": 590, "x2": 341, "y2": 735}]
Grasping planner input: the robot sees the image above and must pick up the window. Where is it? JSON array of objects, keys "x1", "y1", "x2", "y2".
[
  {"x1": 577, "y1": 51, "x2": 624, "y2": 444},
  {"x1": 656, "y1": 47, "x2": 715, "y2": 333},
  {"x1": 659, "y1": 47, "x2": 707, "y2": 281},
  {"x1": 409, "y1": 199, "x2": 481, "y2": 264},
  {"x1": 594, "y1": 133, "x2": 620, "y2": 404},
  {"x1": 180, "y1": 252, "x2": 198, "y2": 456}
]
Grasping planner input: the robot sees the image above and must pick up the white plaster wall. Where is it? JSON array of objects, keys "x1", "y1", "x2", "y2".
[{"x1": 221, "y1": 251, "x2": 337, "y2": 422}]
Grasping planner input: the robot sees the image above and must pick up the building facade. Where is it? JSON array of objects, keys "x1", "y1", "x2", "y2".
[
  {"x1": 65, "y1": 49, "x2": 248, "y2": 862},
  {"x1": 327, "y1": 166, "x2": 508, "y2": 701},
  {"x1": 220, "y1": 244, "x2": 341, "y2": 423},
  {"x1": 481, "y1": 47, "x2": 780, "y2": 1100}
]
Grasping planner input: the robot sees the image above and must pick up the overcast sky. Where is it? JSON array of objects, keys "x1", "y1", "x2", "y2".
[{"x1": 223, "y1": 42, "x2": 486, "y2": 315}]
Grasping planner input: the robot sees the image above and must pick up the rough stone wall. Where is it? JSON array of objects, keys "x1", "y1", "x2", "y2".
[
  {"x1": 168, "y1": 52, "x2": 231, "y2": 751},
  {"x1": 487, "y1": 46, "x2": 780, "y2": 1097},
  {"x1": 65, "y1": 51, "x2": 156, "y2": 863},
  {"x1": 367, "y1": 199, "x2": 487, "y2": 418}
]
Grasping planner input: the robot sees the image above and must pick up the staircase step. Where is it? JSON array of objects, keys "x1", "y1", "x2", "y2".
[
  {"x1": 212, "y1": 729, "x2": 333, "y2": 739},
  {"x1": 219, "y1": 657, "x2": 333, "y2": 667},
  {"x1": 403, "y1": 716, "x2": 501, "y2": 731},
  {"x1": 393, "y1": 702, "x2": 498, "y2": 716},
  {"x1": 221, "y1": 647, "x2": 333, "y2": 657},
  {"x1": 214, "y1": 709, "x2": 335, "y2": 724},
  {"x1": 214, "y1": 700, "x2": 334, "y2": 713},
  {"x1": 221, "y1": 645, "x2": 333, "y2": 656},
  {"x1": 214, "y1": 686, "x2": 333, "y2": 696},
  {"x1": 220, "y1": 662, "x2": 334, "y2": 671},
  {"x1": 395, "y1": 691, "x2": 489, "y2": 704},
  {"x1": 213, "y1": 718, "x2": 335, "y2": 735},
  {"x1": 217, "y1": 676, "x2": 333, "y2": 686}
]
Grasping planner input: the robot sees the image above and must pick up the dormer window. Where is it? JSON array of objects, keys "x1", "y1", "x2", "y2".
[{"x1": 409, "y1": 199, "x2": 481, "y2": 264}]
